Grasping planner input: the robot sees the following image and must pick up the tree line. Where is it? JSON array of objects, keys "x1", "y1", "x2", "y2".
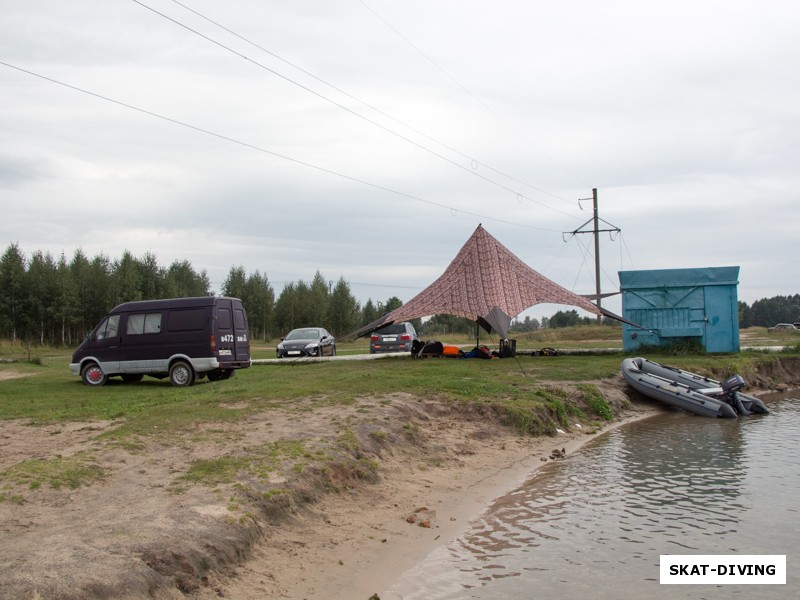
[
  {"x1": 1, "y1": 244, "x2": 796, "y2": 346},
  {"x1": 0, "y1": 244, "x2": 400, "y2": 346},
  {"x1": 739, "y1": 295, "x2": 800, "y2": 328}
]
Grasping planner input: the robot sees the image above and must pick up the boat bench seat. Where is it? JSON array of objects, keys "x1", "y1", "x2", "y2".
[{"x1": 697, "y1": 386, "x2": 724, "y2": 396}]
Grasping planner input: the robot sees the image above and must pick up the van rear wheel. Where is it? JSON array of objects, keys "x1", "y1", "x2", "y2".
[
  {"x1": 81, "y1": 363, "x2": 107, "y2": 386},
  {"x1": 169, "y1": 361, "x2": 195, "y2": 387}
]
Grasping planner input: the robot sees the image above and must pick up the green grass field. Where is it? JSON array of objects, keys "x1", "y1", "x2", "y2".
[
  {"x1": 1, "y1": 329, "x2": 798, "y2": 506},
  {"x1": 2, "y1": 326, "x2": 796, "y2": 433}
]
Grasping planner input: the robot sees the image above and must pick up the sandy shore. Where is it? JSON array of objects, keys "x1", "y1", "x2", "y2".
[
  {"x1": 191, "y1": 401, "x2": 661, "y2": 600},
  {"x1": 4, "y1": 358, "x2": 798, "y2": 600},
  {"x1": 0, "y1": 379, "x2": 658, "y2": 600}
]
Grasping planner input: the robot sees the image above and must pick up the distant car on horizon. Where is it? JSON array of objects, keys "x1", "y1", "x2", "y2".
[
  {"x1": 276, "y1": 327, "x2": 336, "y2": 358},
  {"x1": 369, "y1": 322, "x2": 419, "y2": 354},
  {"x1": 767, "y1": 323, "x2": 797, "y2": 332}
]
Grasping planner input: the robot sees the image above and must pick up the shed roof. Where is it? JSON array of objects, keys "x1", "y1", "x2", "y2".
[{"x1": 619, "y1": 266, "x2": 740, "y2": 289}]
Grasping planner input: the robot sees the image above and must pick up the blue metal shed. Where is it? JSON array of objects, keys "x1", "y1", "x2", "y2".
[{"x1": 619, "y1": 266, "x2": 740, "y2": 353}]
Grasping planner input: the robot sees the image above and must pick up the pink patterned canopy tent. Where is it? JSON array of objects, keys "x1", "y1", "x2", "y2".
[{"x1": 349, "y1": 224, "x2": 601, "y2": 339}]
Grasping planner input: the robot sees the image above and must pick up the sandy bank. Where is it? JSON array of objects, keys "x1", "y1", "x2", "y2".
[
  {"x1": 189, "y1": 401, "x2": 661, "y2": 600},
  {"x1": 2, "y1": 378, "x2": 653, "y2": 600},
  {"x1": 6, "y1": 355, "x2": 798, "y2": 600}
]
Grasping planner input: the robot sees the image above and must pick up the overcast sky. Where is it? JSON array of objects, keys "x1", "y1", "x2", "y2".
[{"x1": 2, "y1": 0, "x2": 798, "y2": 320}]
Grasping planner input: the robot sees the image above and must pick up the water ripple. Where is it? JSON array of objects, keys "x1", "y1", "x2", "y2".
[{"x1": 387, "y1": 396, "x2": 800, "y2": 599}]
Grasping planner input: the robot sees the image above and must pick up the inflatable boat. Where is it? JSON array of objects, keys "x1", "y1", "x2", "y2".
[{"x1": 621, "y1": 357, "x2": 769, "y2": 418}]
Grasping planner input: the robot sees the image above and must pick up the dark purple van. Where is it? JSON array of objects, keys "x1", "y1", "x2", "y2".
[{"x1": 70, "y1": 297, "x2": 251, "y2": 387}]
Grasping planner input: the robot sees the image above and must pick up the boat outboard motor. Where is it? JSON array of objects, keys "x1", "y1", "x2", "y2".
[
  {"x1": 721, "y1": 375, "x2": 746, "y2": 394},
  {"x1": 720, "y1": 375, "x2": 751, "y2": 415}
]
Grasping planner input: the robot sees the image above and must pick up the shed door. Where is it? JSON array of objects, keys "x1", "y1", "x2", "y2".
[{"x1": 704, "y1": 285, "x2": 739, "y2": 352}]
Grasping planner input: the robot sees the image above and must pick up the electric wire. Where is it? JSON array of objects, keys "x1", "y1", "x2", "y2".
[
  {"x1": 0, "y1": 60, "x2": 557, "y2": 232},
  {"x1": 563, "y1": 231, "x2": 623, "y2": 298},
  {"x1": 167, "y1": 0, "x2": 572, "y2": 209},
  {"x1": 131, "y1": 0, "x2": 579, "y2": 221},
  {"x1": 537, "y1": 233, "x2": 575, "y2": 277},
  {"x1": 598, "y1": 238, "x2": 622, "y2": 290},
  {"x1": 619, "y1": 232, "x2": 636, "y2": 270},
  {"x1": 569, "y1": 233, "x2": 594, "y2": 292},
  {"x1": 358, "y1": 0, "x2": 592, "y2": 194}
]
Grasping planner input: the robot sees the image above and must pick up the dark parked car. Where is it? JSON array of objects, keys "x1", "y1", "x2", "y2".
[
  {"x1": 276, "y1": 327, "x2": 336, "y2": 358},
  {"x1": 370, "y1": 322, "x2": 418, "y2": 354}
]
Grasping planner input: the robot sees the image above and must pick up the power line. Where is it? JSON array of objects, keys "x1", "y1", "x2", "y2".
[
  {"x1": 168, "y1": 0, "x2": 577, "y2": 210},
  {"x1": 0, "y1": 60, "x2": 558, "y2": 232},
  {"x1": 131, "y1": 0, "x2": 580, "y2": 221},
  {"x1": 358, "y1": 0, "x2": 592, "y2": 193}
]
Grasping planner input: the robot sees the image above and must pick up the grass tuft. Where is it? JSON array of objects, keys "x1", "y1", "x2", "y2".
[
  {"x1": 578, "y1": 384, "x2": 613, "y2": 420},
  {"x1": 1, "y1": 454, "x2": 107, "y2": 492}
]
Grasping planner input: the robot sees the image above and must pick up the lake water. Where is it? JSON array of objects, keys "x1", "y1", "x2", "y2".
[{"x1": 385, "y1": 394, "x2": 799, "y2": 599}]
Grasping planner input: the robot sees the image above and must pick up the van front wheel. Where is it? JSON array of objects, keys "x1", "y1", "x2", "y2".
[
  {"x1": 81, "y1": 363, "x2": 107, "y2": 386},
  {"x1": 169, "y1": 361, "x2": 195, "y2": 387}
]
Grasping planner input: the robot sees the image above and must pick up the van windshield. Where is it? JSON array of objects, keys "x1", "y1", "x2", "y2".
[{"x1": 96, "y1": 315, "x2": 120, "y2": 340}]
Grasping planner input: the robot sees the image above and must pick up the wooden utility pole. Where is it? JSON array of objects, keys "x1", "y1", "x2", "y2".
[{"x1": 564, "y1": 188, "x2": 620, "y2": 324}]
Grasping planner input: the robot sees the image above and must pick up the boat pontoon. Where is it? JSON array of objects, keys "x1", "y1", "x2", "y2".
[{"x1": 621, "y1": 357, "x2": 769, "y2": 418}]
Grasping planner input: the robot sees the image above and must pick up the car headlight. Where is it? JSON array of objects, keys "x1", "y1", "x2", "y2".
[
  {"x1": 277, "y1": 343, "x2": 284, "y2": 351},
  {"x1": 305, "y1": 342, "x2": 319, "y2": 350}
]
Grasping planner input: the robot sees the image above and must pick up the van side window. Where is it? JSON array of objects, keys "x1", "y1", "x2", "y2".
[
  {"x1": 96, "y1": 315, "x2": 120, "y2": 340},
  {"x1": 217, "y1": 308, "x2": 232, "y2": 330},
  {"x1": 127, "y1": 313, "x2": 162, "y2": 335},
  {"x1": 168, "y1": 308, "x2": 207, "y2": 332}
]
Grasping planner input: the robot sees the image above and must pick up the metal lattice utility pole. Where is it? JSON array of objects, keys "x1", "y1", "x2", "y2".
[{"x1": 563, "y1": 188, "x2": 620, "y2": 323}]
